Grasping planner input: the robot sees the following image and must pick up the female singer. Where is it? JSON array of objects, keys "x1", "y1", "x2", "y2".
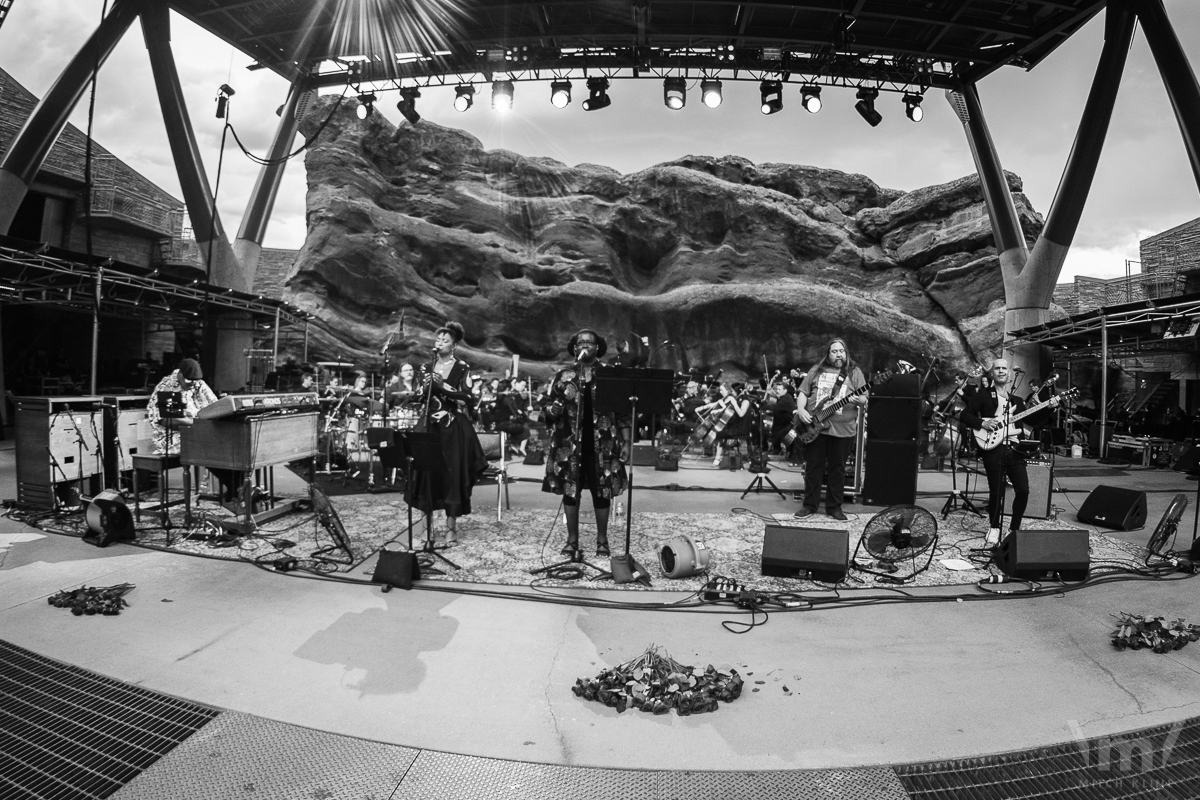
[{"x1": 405, "y1": 322, "x2": 487, "y2": 547}]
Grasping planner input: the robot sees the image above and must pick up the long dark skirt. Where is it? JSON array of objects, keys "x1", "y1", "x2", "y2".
[{"x1": 405, "y1": 412, "x2": 487, "y2": 517}]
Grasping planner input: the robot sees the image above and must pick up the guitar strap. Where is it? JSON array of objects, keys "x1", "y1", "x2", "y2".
[{"x1": 826, "y1": 370, "x2": 848, "y2": 414}]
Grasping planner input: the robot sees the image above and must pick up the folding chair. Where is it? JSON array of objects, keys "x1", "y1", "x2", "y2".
[{"x1": 476, "y1": 431, "x2": 511, "y2": 521}]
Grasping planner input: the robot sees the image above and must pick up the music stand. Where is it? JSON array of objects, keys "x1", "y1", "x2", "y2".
[
  {"x1": 155, "y1": 391, "x2": 186, "y2": 532},
  {"x1": 396, "y1": 430, "x2": 458, "y2": 572},
  {"x1": 594, "y1": 366, "x2": 676, "y2": 568}
]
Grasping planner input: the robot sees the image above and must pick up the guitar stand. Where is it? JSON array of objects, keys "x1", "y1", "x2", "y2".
[{"x1": 741, "y1": 470, "x2": 785, "y2": 499}]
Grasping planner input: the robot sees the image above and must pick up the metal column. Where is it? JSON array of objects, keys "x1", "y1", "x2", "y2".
[
  {"x1": 1137, "y1": 0, "x2": 1200, "y2": 192},
  {"x1": 234, "y1": 81, "x2": 307, "y2": 281},
  {"x1": 139, "y1": 3, "x2": 242, "y2": 291},
  {"x1": 0, "y1": 0, "x2": 139, "y2": 234},
  {"x1": 1100, "y1": 315, "x2": 1109, "y2": 459}
]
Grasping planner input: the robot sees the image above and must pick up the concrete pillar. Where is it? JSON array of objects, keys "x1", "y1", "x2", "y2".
[{"x1": 0, "y1": 0, "x2": 139, "y2": 234}]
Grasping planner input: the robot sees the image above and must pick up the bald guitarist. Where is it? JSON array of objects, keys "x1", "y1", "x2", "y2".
[{"x1": 960, "y1": 357, "x2": 1059, "y2": 545}]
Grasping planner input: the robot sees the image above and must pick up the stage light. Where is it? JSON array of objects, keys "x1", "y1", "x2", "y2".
[
  {"x1": 397, "y1": 87, "x2": 421, "y2": 124},
  {"x1": 582, "y1": 77, "x2": 611, "y2": 111},
  {"x1": 491, "y1": 80, "x2": 514, "y2": 112},
  {"x1": 663, "y1": 77, "x2": 686, "y2": 110},
  {"x1": 801, "y1": 84, "x2": 822, "y2": 113},
  {"x1": 355, "y1": 92, "x2": 376, "y2": 120},
  {"x1": 760, "y1": 80, "x2": 783, "y2": 115},
  {"x1": 550, "y1": 80, "x2": 572, "y2": 108},
  {"x1": 701, "y1": 78, "x2": 723, "y2": 108},
  {"x1": 453, "y1": 85, "x2": 475, "y2": 112},
  {"x1": 854, "y1": 87, "x2": 882, "y2": 127},
  {"x1": 904, "y1": 93, "x2": 924, "y2": 122}
]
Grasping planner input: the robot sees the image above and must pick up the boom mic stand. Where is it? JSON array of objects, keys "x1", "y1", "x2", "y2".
[{"x1": 940, "y1": 410, "x2": 984, "y2": 518}]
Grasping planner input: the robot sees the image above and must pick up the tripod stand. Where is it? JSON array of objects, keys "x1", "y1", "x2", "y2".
[
  {"x1": 396, "y1": 430, "x2": 459, "y2": 572},
  {"x1": 940, "y1": 413, "x2": 984, "y2": 518},
  {"x1": 529, "y1": 505, "x2": 612, "y2": 579}
]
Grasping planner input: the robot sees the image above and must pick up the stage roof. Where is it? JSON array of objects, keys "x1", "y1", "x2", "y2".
[
  {"x1": 1010, "y1": 292, "x2": 1200, "y2": 360},
  {"x1": 173, "y1": 0, "x2": 1106, "y2": 92}
]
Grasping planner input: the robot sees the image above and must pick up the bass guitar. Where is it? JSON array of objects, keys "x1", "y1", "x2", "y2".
[
  {"x1": 783, "y1": 369, "x2": 892, "y2": 446},
  {"x1": 973, "y1": 387, "x2": 1078, "y2": 452}
]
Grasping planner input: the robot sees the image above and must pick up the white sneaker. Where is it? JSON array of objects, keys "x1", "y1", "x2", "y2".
[{"x1": 985, "y1": 527, "x2": 1001, "y2": 546}]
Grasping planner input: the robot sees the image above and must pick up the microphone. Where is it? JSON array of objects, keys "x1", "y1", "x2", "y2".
[
  {"x1": 1013, "y1": 367, "x2": 1025, "y2": 373},
  {"x1": 379, "y1": 331, "x2": 395, "y2": 355}
]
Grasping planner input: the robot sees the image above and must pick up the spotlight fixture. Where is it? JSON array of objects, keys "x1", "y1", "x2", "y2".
[
  {"x1": 491, "y1": 80, "x2": 514, "y2": 112},
  {"x1": 854, "y1": 87, "x2": 882, "y2": 127},
  {"x1": 800, "y1": 85, "x2": 822, "y2": 114},
  {"x1": 550, "y1": 80, "x2": 572, "y2": 109},
  {"x1": 700, "y1": 78, "x2": 723, "y2": 109},
  {"x1": 453, "y1": 85, "x2": 475, "y2": 112},
  {"x1": 759, "y1": 80, "x2": 783, "y2": 115},
  {"x1": 903, "y1": 93, "x2": 924, "y2": 122},
  {"x1": 582, "y1": 77, "x2": 611, "y2": 111},
  {"x1": 355, "y1": 92, "x2": 377, "y2": 120},
  {"x1": 397, "y1": 87, "x2": 421, "y2": 124},
  {"x1": 663, "y1": 77, "x2": 686, "y2": 110}
]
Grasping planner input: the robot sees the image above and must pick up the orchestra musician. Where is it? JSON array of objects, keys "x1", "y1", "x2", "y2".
[
  {"x1": 695, "y1": 382, "x2": 751, "y2": 467},
  {"x1": 541, "y1": 329, "x2": 630, "y2": 559},
  {"x1": 960, "y1": 357, "x2": 1058, "y2": 545},
  {"x1": 793, "y1": 339, "x2": 867, "y2": 521},
  {"x1": 404, "y1": 322, "x2": 487, "y2": 548},
  {"x1": 388, "y1": 362, "x2": 420, "y2": 406}
]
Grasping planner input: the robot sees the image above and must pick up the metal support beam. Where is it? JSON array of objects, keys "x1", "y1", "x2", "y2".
[
  {"x1": 0, "y1": 0, "x2": 139, "y2": 234},
  {"x1": 140, "y1": 3, "x2": 243, "y2": 292},
  {"x1": 1136, "y1": 0, "x2": 1200, "y2": 193},
  {"x1": 234, "y1": 81, "x2": 306, "y2": 284},
  {"x1": 949, "y1": 82, "x2": 1049, "y2": 376}
]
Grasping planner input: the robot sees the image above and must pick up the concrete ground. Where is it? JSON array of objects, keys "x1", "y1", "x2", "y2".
[{"x1": 3, "y1": 441, "x2": 1200, "y2": 775}]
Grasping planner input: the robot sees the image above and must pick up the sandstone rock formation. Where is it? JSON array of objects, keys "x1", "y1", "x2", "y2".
[{"x1": 285, "y1": 96, "x2": 1045, "y2": 382}]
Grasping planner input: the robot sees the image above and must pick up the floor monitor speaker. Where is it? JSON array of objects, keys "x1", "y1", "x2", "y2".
[
  {"x1": 1077, "y1": 485, "x2": 1148, "y2": 531},
  {"x1": 996, "y1": 528, "x2": 1090, "y2": 581},
  {"x1": 761, "y1": 524, "x2": 848, "y2": 583},
  {"x1": 372, "y1": 545, "x2": 420, "y2": 590}
]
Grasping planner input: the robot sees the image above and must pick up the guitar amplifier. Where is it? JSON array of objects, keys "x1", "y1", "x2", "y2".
[{"x1": 1005, "y1": 458, "x2": 1053, "y2": 520}]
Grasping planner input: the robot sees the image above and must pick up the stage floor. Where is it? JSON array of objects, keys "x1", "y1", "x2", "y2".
[{"x1": 3, "y1": 443, "x2": 1200, "y2": 797}]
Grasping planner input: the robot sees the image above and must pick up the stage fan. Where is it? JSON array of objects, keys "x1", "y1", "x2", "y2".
[{"x1": 853, "y1": 505, "x2": 938, "y2": 583}]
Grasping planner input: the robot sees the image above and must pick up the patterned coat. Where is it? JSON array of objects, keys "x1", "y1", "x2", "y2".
[{"x1": 541, "y1": 367, "x2": 628, "y2": 499}]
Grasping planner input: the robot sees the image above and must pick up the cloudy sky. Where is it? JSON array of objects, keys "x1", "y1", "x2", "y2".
[{"x1": 2, "y1": 1, "x2": 1198, "y2": 282}]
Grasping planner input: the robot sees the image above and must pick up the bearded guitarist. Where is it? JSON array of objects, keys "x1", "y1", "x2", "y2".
[
  {"x1": 792, "y1": 339, "x2": 868, "y2": 521},
  {"x1": 960, "y1": 357, "x2": 1059, "y2": 545}
]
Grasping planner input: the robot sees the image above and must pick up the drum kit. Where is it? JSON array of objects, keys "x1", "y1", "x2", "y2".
[{"x1": 314, "y1": 362, "x2": 422, "y2": 477}]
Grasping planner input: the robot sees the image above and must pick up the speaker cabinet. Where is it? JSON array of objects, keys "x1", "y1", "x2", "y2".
[
  {"x1": 996, "y1": 528, "x2": 1090, "y2": 581},
  {"x1": 1005, "y1": 458, "x2": 1053, "y2": 520},
  {"x1": 371, "y1": 546, "x2": 420, "y2": 590},
  {"x1": 761, "y1": 524, "x2": 848, "y2": 582},
  {"x1": 631, "y1": 443, "x2": 658, "y2": 467},
  {"x1": 1077, "y1": 485, "x2": 1148, "y2": 531},
  {"x1": 862, "y1": 441, "x2": 919, "y2": 507},
  {"x1": 866, "y1": 397, "x2": 922, "y2": 442},
  {"x1": 872, "y1": 372, "x2": 920, "y2": 398}
]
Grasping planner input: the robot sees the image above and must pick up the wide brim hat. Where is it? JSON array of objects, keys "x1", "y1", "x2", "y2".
[{"x1": 567, "y1": 329, "x2": 607, "y2": 358}]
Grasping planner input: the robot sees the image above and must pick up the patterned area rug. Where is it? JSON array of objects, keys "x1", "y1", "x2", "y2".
[{"x1": 115, "y1": 490, "x2": 1148, "y2": 590}]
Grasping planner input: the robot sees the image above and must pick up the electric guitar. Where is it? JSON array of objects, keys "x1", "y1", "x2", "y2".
[
  {"x1": 784, "y1": 369, "x2": 892, "y2": 446},
  {"x1": 973, "y1": 387, "x2": 1078, "y2": 451}
]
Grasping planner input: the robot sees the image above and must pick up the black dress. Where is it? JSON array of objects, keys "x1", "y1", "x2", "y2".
[{"x1": 405, "y1": 358, "x2": 487, "y2": 517}]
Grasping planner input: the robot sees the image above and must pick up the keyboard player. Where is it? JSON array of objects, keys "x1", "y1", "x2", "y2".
[{"x1": 147, "y1": 357, "x2": 245, "y2": 513}]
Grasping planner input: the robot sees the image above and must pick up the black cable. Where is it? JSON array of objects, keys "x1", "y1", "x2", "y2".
[{"x1": 224, "y1": 88, "x2": 347, "y2": 167}]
